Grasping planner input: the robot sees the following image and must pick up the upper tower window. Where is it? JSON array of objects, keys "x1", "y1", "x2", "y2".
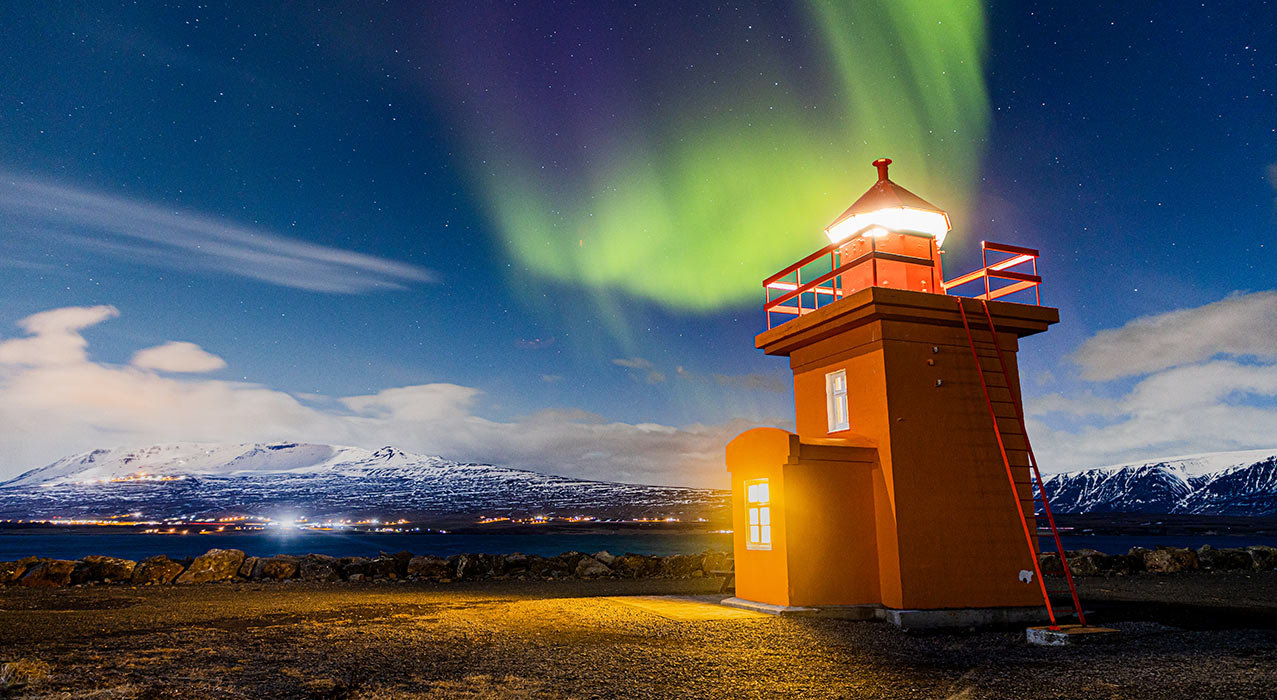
[{"x1": 826, "y1": 369, "x2": 849, "y2": 433}]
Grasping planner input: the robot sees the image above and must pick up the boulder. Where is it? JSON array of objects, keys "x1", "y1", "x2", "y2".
[
  {"x1": 339, "y1": 557, "x2": 371, "y2": 579},
  {"x1": 253, "y1": 555, "x2": 300, "y2": 581},
  {"x1": 1119, "y1": 550, "x2": 1146, "y2": 574},
  {"x1": 299, "y1": 554, "x2": 341, "y2": 582},
  {"x1": 239, "y1": 556, "x2": 259, "y2": 579},
  {"x1": 1197, "y1": 545, "x2": 1254, "y2": 571},
  {"x1": 1247, "y1": 545, "x2": 1277, "y2": 570},
  {"x1": 407, "y1": 555, "x2": 451, "y2": 580},
  {"x1": 1216, "y1": 548, "x2": 1255, "y2": 570},
  {"x1": 1038, "y1": 552, "x2": 1064, "y2": 575},
  {"x1": 18, "y1": 559, "x2": 77, "y2": 587},
  {"x1": 1128, "y1": 547, "x2": 1151, "y2": 568},
  {"x1": 480, "y1": 553, "x2": 507, "y2": 578},
  {"x1": 1143, "y1": 546, "x2": 1199, "y2": 573},
  {"x1": 701, "y1": 551, "x2": 733, "y2": 575},
  {"x1": 592, "y1": 550, "x2": 618, "y2": 566},
  {"x1": 71, "y1": 555, "x2": 137, "y2": 584},
  {"x1": 503, "y1": 553, "x2": 530, "y2": 575},
  {"x1": 387, "y1": 551, "x2": 414, "y2": 578},
  {"x1": 176, "y1": 548, "x2": 246, "y2": 583},
  {"x1": 574, "y1": 556, "x2": 613, "y2": 578},
  {"x1": 131, "y1": 555, "x2": 185, "y2": 584},
  {"x1": 1065, "y1": 549, "x2": 1106, "y2": 577},
  {"x1": 528, "y1": 555, "x2": 570, "y2": 578},
  {"x1": 1103, "y1": 552, "x2": 1143, "y2": 575},
  {"x1": 0, "y1": 557, "x2": 39, "y2": 585},
  {"x1": 659, "y1": 554, "x2": 703, "y2": 578},
  {"x1": 612, "y1": 554, "x2": 659, "y2": 578},
  {"x1": 366, "y1": 556, "x2": 399, "y2": 579},
  {"x1": 555, "y1": 552, "x2": 587, "y2": 573},
  {"x1": 453, "y1": 553, "x2": 486, "y2": 580}
]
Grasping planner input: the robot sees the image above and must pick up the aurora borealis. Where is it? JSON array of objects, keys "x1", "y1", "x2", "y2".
[{"x1": 431, "y1": 1, "x2": 990, "y2": 311}]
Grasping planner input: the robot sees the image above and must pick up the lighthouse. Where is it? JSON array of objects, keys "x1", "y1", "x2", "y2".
[{"x1": 726, "y1": 159, "x2": 1083, "y2": 630}]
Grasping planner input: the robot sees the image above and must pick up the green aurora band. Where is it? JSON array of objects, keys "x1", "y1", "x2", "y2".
[{"x1": 456, "y1": 1, "x2": 989, "y2": 313}]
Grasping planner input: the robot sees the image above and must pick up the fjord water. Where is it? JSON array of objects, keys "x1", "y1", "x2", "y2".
[
  {"x1": 4, "y1": 529, "x2": 1277, "y2": 562},
  {"x1": 0, "y1": 529, "x2": 734, "y2": 561}
]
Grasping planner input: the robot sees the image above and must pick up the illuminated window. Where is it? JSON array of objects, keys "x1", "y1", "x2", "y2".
[
  {"x1": 745, "y1": 478, "x2": 771, "y2": 550},
  {"x1": 826, "y1": 369, "x2": 849, "y2": 433}
]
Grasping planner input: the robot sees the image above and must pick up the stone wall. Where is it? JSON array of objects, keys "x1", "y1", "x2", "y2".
[
  {"x1": 1, "y1": 545, "x2": 1273, "y2": 588},
  {"x1": 0, "y1": 549, "x2": 735, "y2": 587}
]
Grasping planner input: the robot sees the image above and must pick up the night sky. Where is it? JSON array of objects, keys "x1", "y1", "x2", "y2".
[{"x1": 1, "y1": 1, "x2": 1274, "y2": 487}]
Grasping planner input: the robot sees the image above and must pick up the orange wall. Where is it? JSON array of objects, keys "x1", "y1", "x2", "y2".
[
  {"x1": 877, "y1": 325, "x2": 1041, "y2": 608},
  {"x1": 783, "y1": 449, "x2": 881, "y2": 606},
  {"x1": 789, "y1": 319, "x2": 907, "y2": 606},
  {"x1": 725, "y1": 428, "x2": 792, "y2": 607}
]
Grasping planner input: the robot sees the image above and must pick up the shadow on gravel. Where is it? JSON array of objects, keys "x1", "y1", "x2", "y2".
[{"x1": 1090, "y1": 601, "x2": 1277, "y2": 631}]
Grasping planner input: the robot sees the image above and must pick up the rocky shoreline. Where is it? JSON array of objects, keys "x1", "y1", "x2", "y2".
[
  {"x1": 0, "y1": 548, "x2": 735, "y2": 587},
  {"x1": 2, "y1": 544, "x2": 1274, "y2": 588}
]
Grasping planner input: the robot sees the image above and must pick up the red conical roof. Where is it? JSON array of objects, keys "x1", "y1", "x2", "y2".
[
  {"x1": 823, "y1": 158, "x2": 951, "y2": 245},
  {"x1": 826, "y1": 158, "x2": 947, "y2": 232}
]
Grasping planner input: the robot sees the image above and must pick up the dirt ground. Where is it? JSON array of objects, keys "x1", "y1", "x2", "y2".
[{"x1": 2, "y1": 573, "x2": 1275, "y2": 699}]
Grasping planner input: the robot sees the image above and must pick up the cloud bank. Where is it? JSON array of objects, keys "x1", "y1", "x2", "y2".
[
  {"x1": 0, "y1": 307, "x2": 741, "y2": 488},
  {"x1": 0, "y1": 173, "x2": 433, "y2": 293}
]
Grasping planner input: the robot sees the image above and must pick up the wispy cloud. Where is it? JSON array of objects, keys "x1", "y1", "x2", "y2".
[
  {"x1": 131, "y1": 341, "x2": 227, "y2": 373},
  {"x1": 675, "y1": 365, "x2": 788, "y2": 393},
  {"x1": 0, "y1": 306, "x2": 741, "y2": 488},
  {"x1": 1070, "y1": 291, "x2": 1277, "y2": 381},
  {"x1": 612, "y1": 357, "x2": 666, "y2": 384},
  {"x1": 0, "y1": 172, "x2": 434, "y2": 293}
]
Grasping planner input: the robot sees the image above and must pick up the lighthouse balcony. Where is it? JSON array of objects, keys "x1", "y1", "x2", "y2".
[{"x1": 763, "y1": 237, "x2": 1043, "y2": 330}]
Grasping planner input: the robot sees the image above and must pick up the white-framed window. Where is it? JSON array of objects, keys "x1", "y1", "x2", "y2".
[
  {"x1": 826, "y1": 369, "x2": 849, "y2": 433},
  {"x1": 745, "y1": 478, "x2": 772, "y2": 550}
]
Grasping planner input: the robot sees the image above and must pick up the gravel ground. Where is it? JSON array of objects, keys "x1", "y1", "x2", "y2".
[{"x1": 1, "y1": 573, "x2": 1275, "y2": 699}]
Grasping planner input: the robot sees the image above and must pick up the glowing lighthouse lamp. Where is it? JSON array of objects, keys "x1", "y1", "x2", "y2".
[{"x1": 732, "y1": 159, "x2": 1102, "y2": 640}]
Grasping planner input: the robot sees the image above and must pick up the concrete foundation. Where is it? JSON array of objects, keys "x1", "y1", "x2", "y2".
[
  {"x1": 884, "y1": 606, "x2": 1046, "y2": 630},
  {"x1": 722, "y1": 597, "x2": 1047, "y2": 629},
  {"x1": 1026, "y1": 625, "x2": 1121, "y2": 646},
  {"x1": 720, "y1": 597, "x2": 878, "y2": 620}
]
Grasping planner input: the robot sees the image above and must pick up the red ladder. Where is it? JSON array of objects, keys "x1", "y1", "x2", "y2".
[{"x1": 956, "y1": 297, "x2": 1086, "y2": 629}]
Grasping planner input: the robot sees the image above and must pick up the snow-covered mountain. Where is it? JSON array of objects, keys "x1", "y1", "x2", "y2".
[
  {"x1": 4, "y1": 442, "x2": 1274, "y2": 521},
  {"x1": 0, "y1": 442, "x2": 727, "y2": 522},
  {"x1": 1042, "y1": 449, "x2": 1277, "y2": 516}
]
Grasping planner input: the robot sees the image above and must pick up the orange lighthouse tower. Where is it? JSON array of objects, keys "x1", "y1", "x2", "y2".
[{"x1": 725, "y1": 159, "x2": 1084, "y2": 629}]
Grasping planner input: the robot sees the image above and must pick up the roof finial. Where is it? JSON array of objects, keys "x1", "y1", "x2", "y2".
[{"x1": 872, "y1": 158, "x2": 892, "y2": 182}]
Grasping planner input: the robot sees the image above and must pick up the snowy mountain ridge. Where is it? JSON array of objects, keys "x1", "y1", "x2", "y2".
[
  {"x1": 1043, "y1": 449, "x2": 1277, "y2": 516},
  {"x1": 1, "y1": 442, "x2": 470, "y2": 487},
  {"x1": 0, "y1": 442, "x2": 725, "y2": 521}
]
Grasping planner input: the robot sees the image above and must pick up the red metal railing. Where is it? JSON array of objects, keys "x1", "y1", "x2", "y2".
[
  {"x1": 763, "y1": 232, "x2": 941, "y2": 329},
  {"x1": 764, "y1": 239, "x2": 1042, "y2": 329},
  {"x1": 763, "y1": 241, "x2": 842, "y2": 329},
  {"x1": 941, "y1": 241, "x2": 1041, "y2": 304}
]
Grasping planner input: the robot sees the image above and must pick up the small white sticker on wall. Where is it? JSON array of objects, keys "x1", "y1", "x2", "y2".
[{"x1": 1018, "y1": 569, "x2": 1034, "y2": 584}]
